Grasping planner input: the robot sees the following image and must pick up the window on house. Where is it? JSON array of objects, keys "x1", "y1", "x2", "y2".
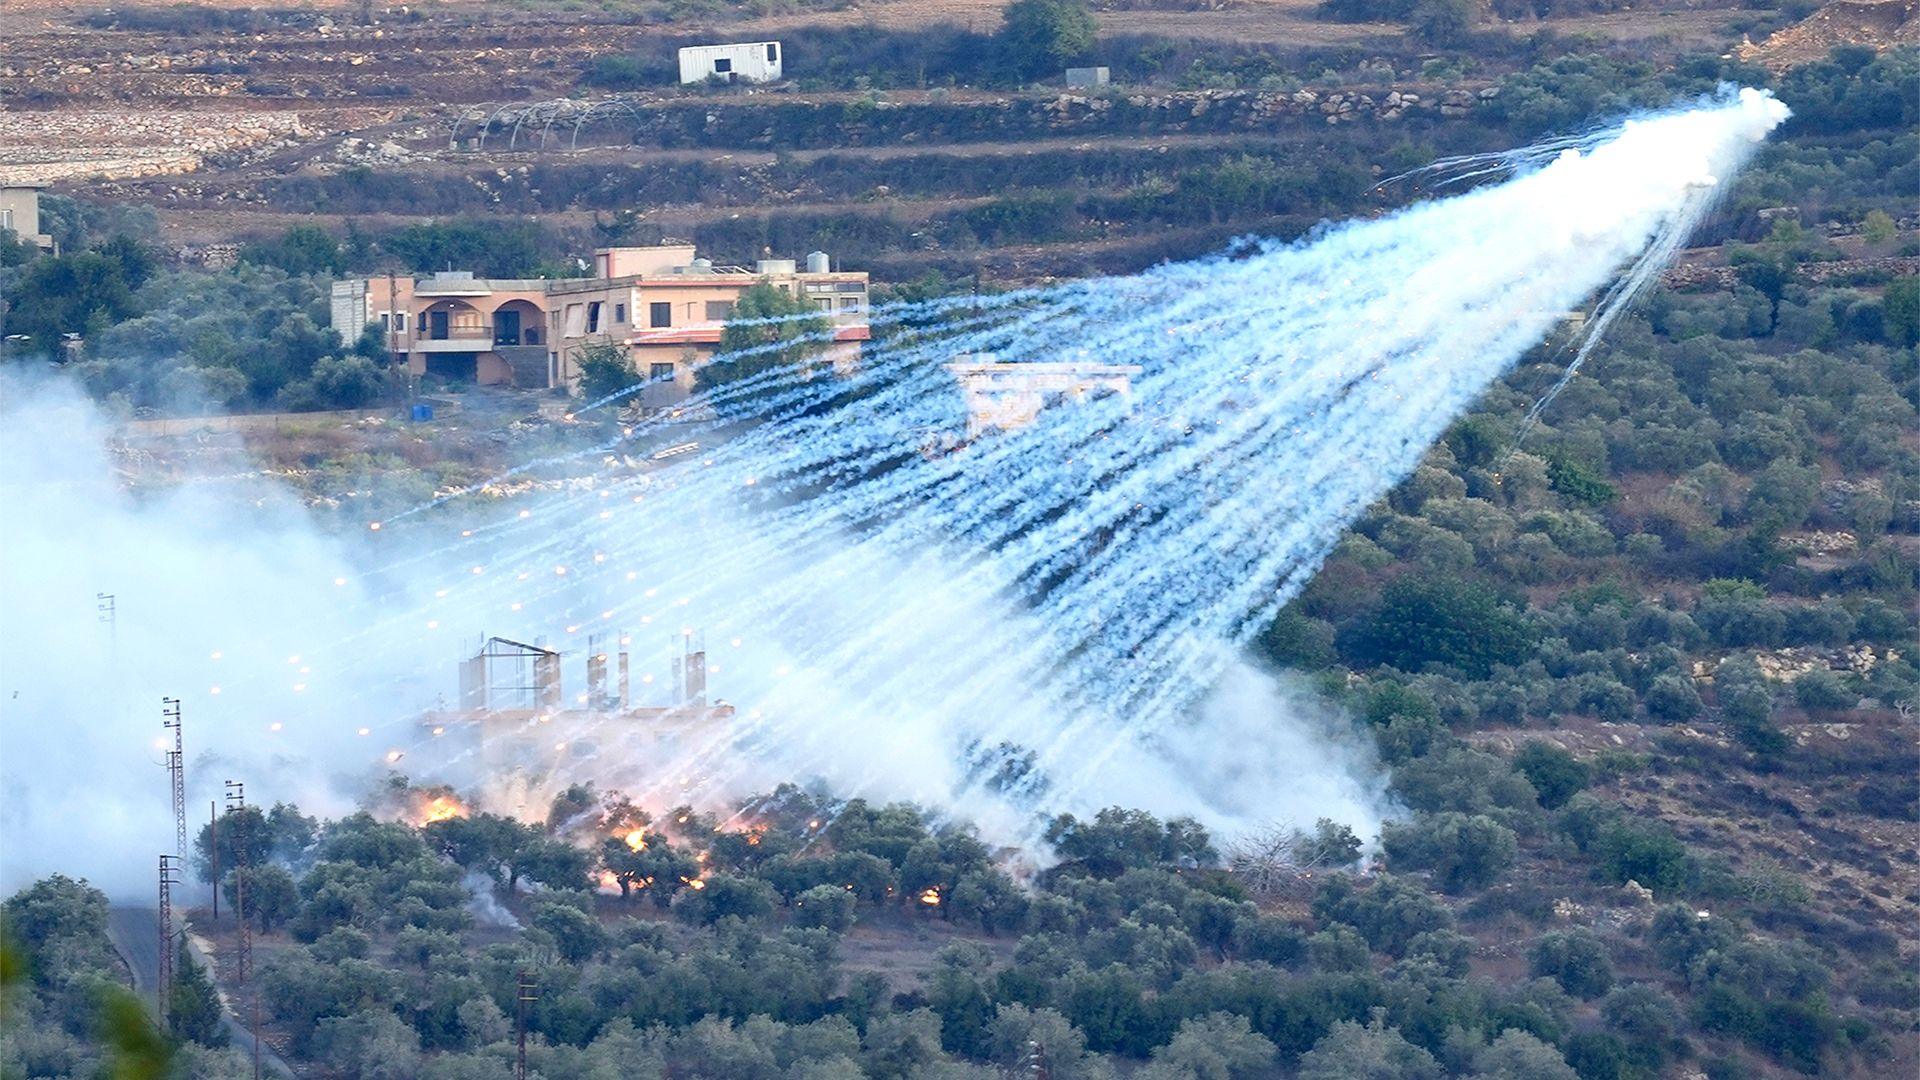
[
  {"x1": 587, "y1": 301, "x2": 603, "y2": 333},
  {"x1": 814, "y1": 299, "x2": 833, "y2": 313},
  {"x1": 649, "y1": 362, "x2": 676, "y2": 382},
  {"x1": 379, "y1": 313, "x2": 391, "y2": 331},
  {"x1": 1, "y1": 209, "x2": 12, "y2": 230},
  {"x1": 614, "y1": 303, "x2": 627, "y2": 324},
  {"x1": 839, "y1": 297, "x2": 863, "y2": 311},
  {"x1": 565, "y1": 304, "x2": 585, "y2": 336},
  {"x1": 704, "y1": 300, "x2": 735, "y2": 321},
  {"x1": 713, "y1": 57, "x2": 733, "y2": 74},
  {"x1": 766, "y1": 43, "x2": 778, "y2": 62},
  {"x1": 650, "y1": 302, "x2": 673, "y2": 328}
]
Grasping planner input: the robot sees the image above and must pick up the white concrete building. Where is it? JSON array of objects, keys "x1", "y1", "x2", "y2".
[
  {"x1": 678, "y1": 41, "x2": 783, "y2": 85},
  {"x1": 0, "y1": 184, "x2": 54, "y2": 251},
  {"x1": 947, "y1": 354, "x2": 1142, "y2": 438}
]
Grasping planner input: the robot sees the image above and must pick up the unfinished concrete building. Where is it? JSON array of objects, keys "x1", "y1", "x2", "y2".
[{"x1": 426, "y1": 633, "x2": 733, "y2": 778}]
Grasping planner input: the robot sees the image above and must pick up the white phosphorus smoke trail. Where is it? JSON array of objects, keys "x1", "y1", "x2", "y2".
[{"x1": 0, "y1": 89, "x2": 1788, "y2": 891}]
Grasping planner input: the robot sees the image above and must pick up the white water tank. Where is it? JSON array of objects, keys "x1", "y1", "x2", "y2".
[
  {"x1": 756, "y1": 258, "x2": 797, "y2": 275},
  {"x1": 805, "y1": 250, "x2": 831, "y2": 273},
  {"x1": 689, "y1": 257, "x2": 714, "y2": 272}
]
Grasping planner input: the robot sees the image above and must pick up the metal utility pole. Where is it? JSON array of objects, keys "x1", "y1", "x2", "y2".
[
  {"x1": 223, "y1": 781, "x2": 251, "y2": 987},
  {"x1": 225, "y1": 780, "x2": 261, "y2": 1080},
  {"x1": 1022, "y1": 1039, "x2": 1051, "y2": 1080},
  {"x1": 209, "y1": 802, "x2": 220, "y2": 922},
  {"x1": 515, "y1": 970, "x2": 537, "y2": 1080},
  {"x1": 157, "y1": 854, "x2": 180, "y2": 1025},
  {"x1": 162, "y1": 698, "x2": 186, "y2": 861}
]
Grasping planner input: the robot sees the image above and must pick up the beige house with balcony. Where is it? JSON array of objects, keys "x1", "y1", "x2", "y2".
[{"x1": 331, "y1": 245, "x2": 869, "y2": 406}]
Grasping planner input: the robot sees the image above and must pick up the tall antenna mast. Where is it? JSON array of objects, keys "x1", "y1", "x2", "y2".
[{"x1": 162, "y1": 698, "x2": 186, "y2": 861}]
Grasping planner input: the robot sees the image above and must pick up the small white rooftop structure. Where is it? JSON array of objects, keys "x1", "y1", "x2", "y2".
[
  {"x1": 947, "y1": 354, "x2": 1142, "y2": 438},
  {"x1": 678, "y1": 41, "x2": 783, "y2": 85}
]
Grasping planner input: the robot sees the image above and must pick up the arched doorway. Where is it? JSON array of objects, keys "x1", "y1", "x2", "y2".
[{"x1": 491, "y1": 299, "x2": 546, "y2": 347}]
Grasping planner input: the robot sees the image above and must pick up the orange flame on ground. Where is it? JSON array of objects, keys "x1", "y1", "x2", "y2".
[{"x1": 419, "y1": 795, "x2": 466, "y2": 825}]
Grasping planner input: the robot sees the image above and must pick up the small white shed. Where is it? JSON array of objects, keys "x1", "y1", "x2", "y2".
[{"x1": 678, "y1": 41, "x2": 783, "y2": 85}]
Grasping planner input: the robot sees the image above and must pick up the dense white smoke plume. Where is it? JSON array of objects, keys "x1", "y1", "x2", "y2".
[{"x1": 0, "y1": 89, "x2": 1787, "y2": 895}]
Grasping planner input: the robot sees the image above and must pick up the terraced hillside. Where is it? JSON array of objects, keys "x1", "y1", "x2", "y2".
[{"x1": 2, "y1": 0, "x2": 1849, "y2": 283}]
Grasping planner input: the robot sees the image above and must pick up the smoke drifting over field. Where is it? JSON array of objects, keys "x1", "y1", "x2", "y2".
[{"x1": 0, "y1": 89, "x2": 1788, "y2": 896}]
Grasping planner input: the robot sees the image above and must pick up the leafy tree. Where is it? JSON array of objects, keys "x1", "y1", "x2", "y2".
[
  {"x1": 168, "y1": 943, "x2": 229, "y2": 1047},
  {"x1": 1341, "y1": 575, "x2": 1536, "y2": 678},
  {"x1": 224, "y1": 864, "x2": 300, "y2": 932},
  {"x1": 600, "y1": 832, "x2": 699, "y2": 904},
  {"x1": 1470, "y1": 1029, "x2": 1578, "y2": 1080},
  {"x1": 312, "y1": 1009, "x2": 424, "y2": 1079},
  {"x1": 4, "y1": 250, "x2": 139, "y2": 351},
  {"x1": 576, "y1": 340, "x2": 644, "y2": 405},
  {"x1": 1381, "y1": 812, "x2": 1517, "y2": 892},
  {"x1": 1529, "y1": 929, "x2": 1615, "y2": 999},
  {"x1": 792, "y1": 884, "x2": 857, "y2": 932},
  {"x1": 825, "y1": 800, "x2": 931, "y2": 869},
  {"x1": 1601, "y1": 983, "x2": 1684, "y2": 1071},
  {"x1": 1546, "y1": 455, "x2": 1617, "y2": 506},
  {"x1": 0, "y1": 226, "x2": 36, "y2": 268},
  {"x1": 1390, "y1": 747, "x2": 1539, "y2": 817},
  {"x1": 1591, "y1": 819, "x2": 1691, "y2": 893},
  {"x1": 1257, "y1": 607, "x2": 1338, "y2": 669},
  {"x1": 1512, "y1": 742, "x2": 1589, "y2": 810},
  {"x1": 1308, "y1": 926, "x2": 1372, "y2": 972},
  {"x1": 1141, "y1": 1012, "x2": 1278, "y2": 1079},
  {"x1": 997, "y1": 0, "x2": 1097, "y2": 79},
  {"x1": 512, "y1": 837, "x2": 593, "y2": 892},
  {"x1": 1643, "y1": 674, "x2": 1704, "y2": 722},
  {"x1": 1409, "y1": 0, "x2": 1476, "y2": 44},
  {"x1": 530, "y1": 900, "x2": 608, "y2": 963},
  {"x1": 1312, "y1": 875, "x2": 1452, "y2": 957},
  {"x1": 241, "y1": 225, "x2": 342, "y2": 276},
  {"x1": 1296, "y1": 1019, "x2": 1442, "y2": 1080},
  {"x1": 378, "y1": 219, "x2": 553, "y2": 279},
  {"x1": 949, "y1": 869, "x2": 1028, "y2": 934},
  {"x1": 301, "y1": 354, "x2": 392, "y2": 409},
  {"x1": 862, "y1": 1008, "x2": 949, "y2": 1079},
  {"x1": 0, "y1": 874, "x2": 117, "y2": 985},
  {"x1": 674, "y1": 874, "x2": 777, "y2": 925},
  {"x1": 701, "y1": 282, "x2": 830, "y2": 396},
  {"x1": 986, "y1": 1004, "x2": 1097, "y2": 1078},
  {"x1": 1884, "y1": 276, "x2": 1920, "y2": 347},
  {"x1": 1044, "y1": 808, "x2": 1215, "y2": 877},
  {"x1": 1793, "y1": 669, "x2": 1855, "y2": 713}
]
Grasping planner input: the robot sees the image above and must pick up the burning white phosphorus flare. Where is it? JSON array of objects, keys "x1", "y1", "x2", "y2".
[
  {"x1": 327, "y1": 88, "x2": 1786, "y2": 846},
  {"x1": 0, "y1": 90, "x2": 1784, "y2": 886}
]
